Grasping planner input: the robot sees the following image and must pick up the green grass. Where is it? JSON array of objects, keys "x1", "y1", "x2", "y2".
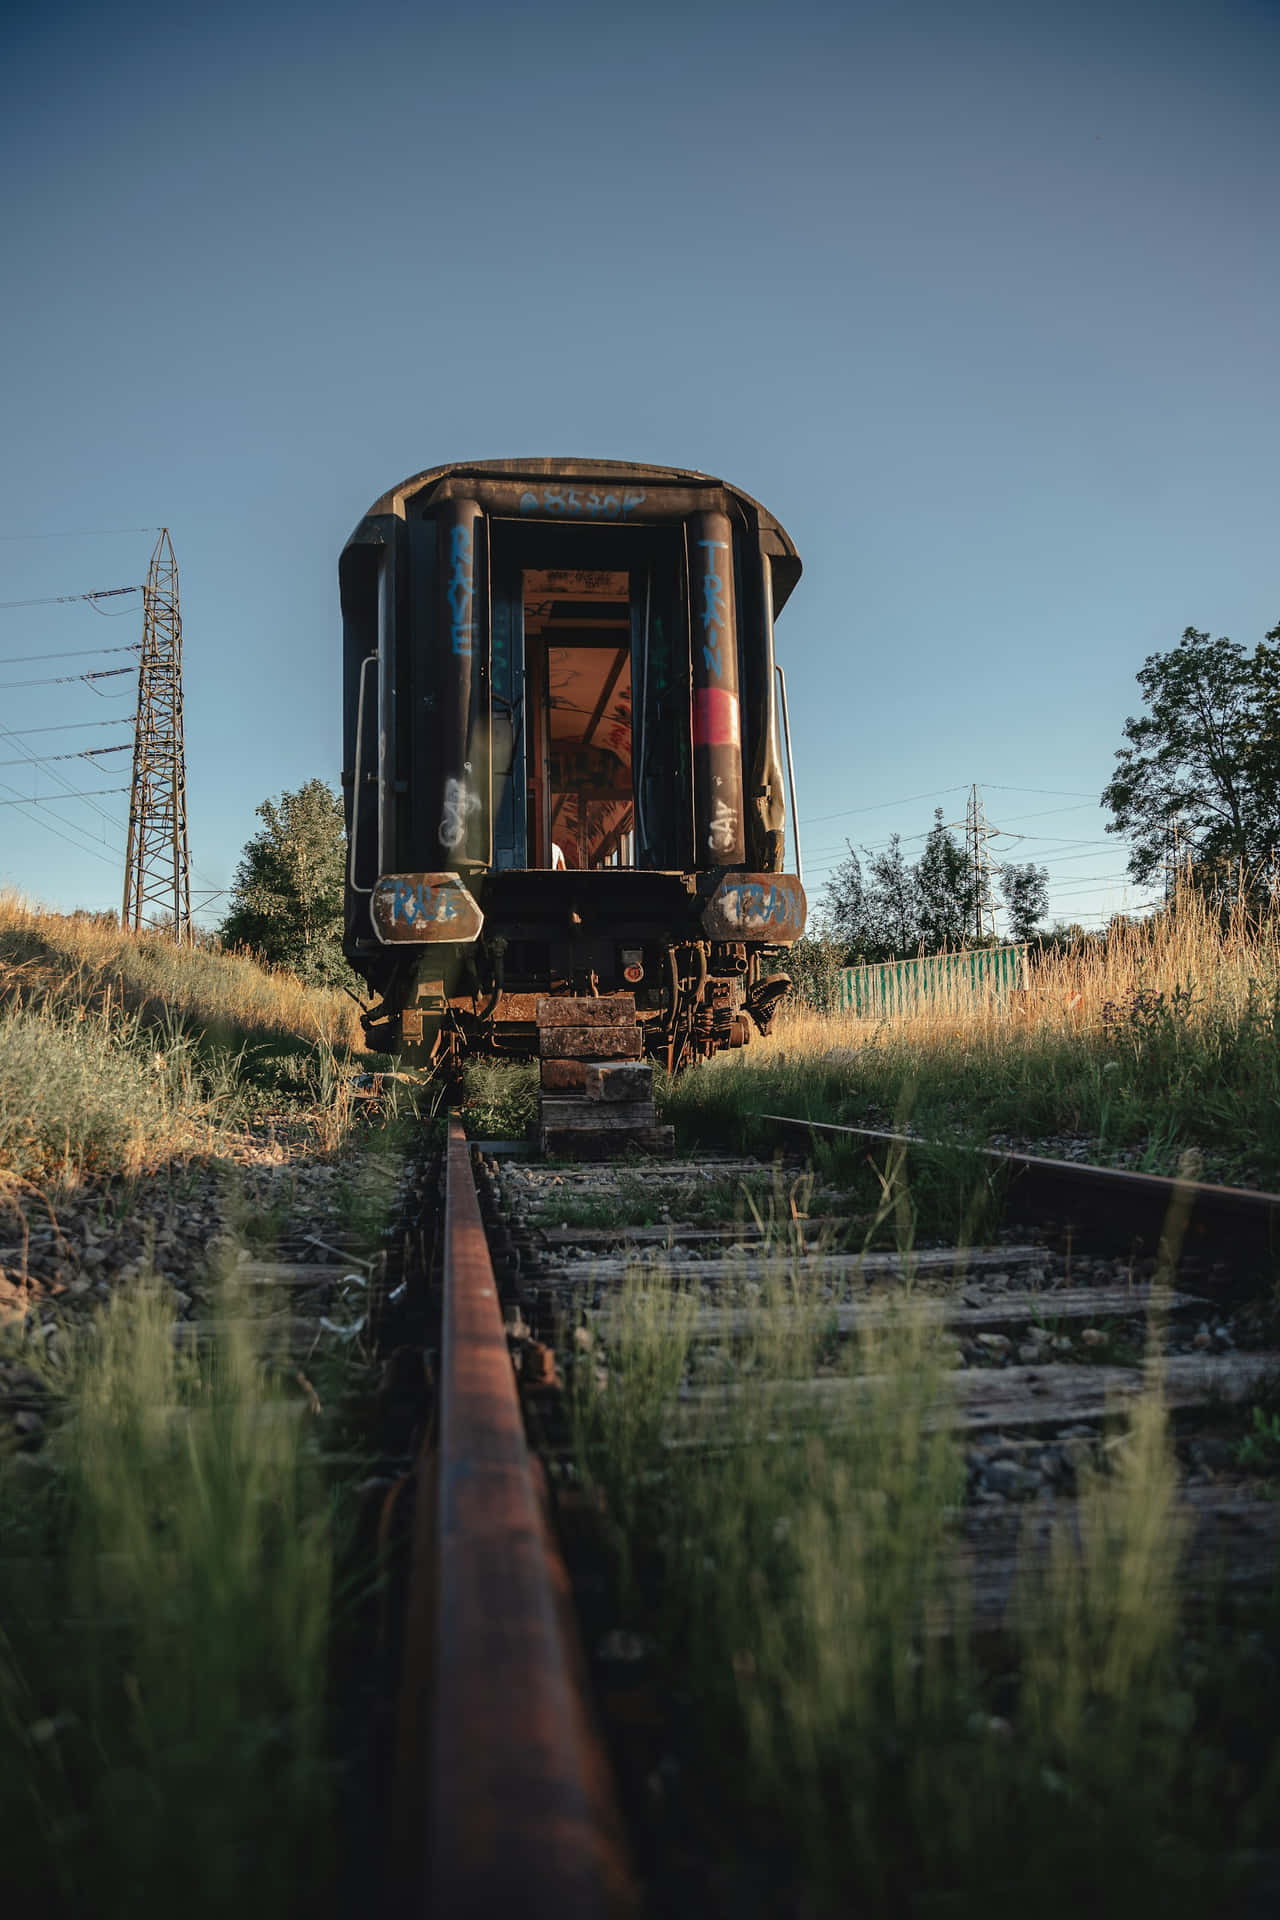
[
  {"x1": 571, "y1": 1259, "x2": 1280, "y2": 1916},
  {"x1": 523, "y1": 1164, "x2": 813, "y2": 1234},
  {"x1": 1234, "y1": 1407, "x2": 1280, "y2": 1470},
  {"x1": 0, "y1": 998, "x2": 246, "y2": 1184},
  {"x1": 0, "y1": 1273, "x2": 339, "y2": 1916},
  {"x1": 458, "y1": 1057, "x2": 540, "y2": 1138}
]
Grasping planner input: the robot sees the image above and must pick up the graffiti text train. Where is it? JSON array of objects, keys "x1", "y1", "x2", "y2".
[{"x1": 518, "y1": 487, "x2": 646, "y2": 520}]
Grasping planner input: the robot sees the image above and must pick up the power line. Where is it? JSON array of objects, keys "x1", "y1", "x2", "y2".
[
  {"x1": 6, "y1": 716, "x2": 133, "y2": 737},
  {"x1": 0, "y1": 742, "x2": 131, "y2": 769},
  {"x1": 0, "y1": 665, "x2": 136, "y2": 692},
  {"x1": 995, "y1": 801, "x2": 1105, "y2": 827},
  {"x1": 0, "y1": 584, "x2": 142, "y2": 611},
  {"x1": 1, "y1": 719, "x2": 132, "y2": 832},
  {"x1": 800, "y1": 783, "x2": 970, "y2": 828},
  {"x1": 798, "y1": 782, "x2": 1102, "y2": 832},
  {"x1": 803, "y1": 825, "x2": 1116, "y2": 865},
  {"x1": 0, "y1": 642, "x2": 140, "y2": 666},
  {"x1": 0, "y1": 778, "x2": 126, "y2": 868},
  {"x1": 0, "y1": 786, "x2": 128, "y2": 807},
  {"x1": 0, "y1": 527, "x2": 161, "y2": 542},
  {"x1": 983, "y1": 784, "x2": 1100, "y2": 800}
]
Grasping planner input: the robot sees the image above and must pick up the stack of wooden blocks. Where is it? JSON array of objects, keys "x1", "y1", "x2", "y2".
[{"x1": 536, "y1": 995, "x2": 672, "y2": 1158}]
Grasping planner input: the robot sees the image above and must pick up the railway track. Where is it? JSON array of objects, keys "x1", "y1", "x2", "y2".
[
  {"x1": 8, "y1": 1109, "x2": 1277, "y2": 1911},
  {"x1": 410, "y1": 1114, "x2": 1280, "y2": 1916}
]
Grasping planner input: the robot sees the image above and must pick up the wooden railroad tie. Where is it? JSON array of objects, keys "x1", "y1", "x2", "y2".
[{"x1": 535, "y1": 995, "x2": 672, "y2": 1158}]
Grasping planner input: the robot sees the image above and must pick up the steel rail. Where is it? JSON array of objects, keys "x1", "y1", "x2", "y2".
[
  {"x1": 403, "y1": 1114, "x2": 636, "y2": 1916},
  {"x1": 756, "y1": 1112, "x2": 1280, "y2": 1267}
]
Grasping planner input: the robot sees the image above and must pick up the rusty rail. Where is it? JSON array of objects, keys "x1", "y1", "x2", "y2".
[
  {"x1": 757, "y1": 1111, "x2": 1280, "y2": 1270},
  {"x1": 398, "y1": 1114, "x2": 635, "y2": 1916}
]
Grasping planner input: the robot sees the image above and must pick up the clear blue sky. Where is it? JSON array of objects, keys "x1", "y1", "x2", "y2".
[{"x1": 1, "y1": 0, "x2": 1275, "y2": 933}]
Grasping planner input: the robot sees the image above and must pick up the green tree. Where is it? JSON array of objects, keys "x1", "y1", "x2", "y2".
[
  {"x1": 914, "y1": 809, "x2": 976, "y2": 949},
  {"x1": 1102, "y1": 623, "x2": 1280, "y2": 900},
  {"x1": 221, "y1": 780, "x2": 352, "y2": 986},
  {"x1": 865, "y1": 834, "x2": 919, "y2": 956},
  {"x1": 822, "y1": 846, "x2": 879, "y2": 958},
  {"x1": 1000, "y1": 861, "x2": 1049, "y2": 943}
]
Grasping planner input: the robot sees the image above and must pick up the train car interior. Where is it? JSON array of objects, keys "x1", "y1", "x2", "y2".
[{"x1": 523, "y1": 568, "x2": 636, "y2": 870}]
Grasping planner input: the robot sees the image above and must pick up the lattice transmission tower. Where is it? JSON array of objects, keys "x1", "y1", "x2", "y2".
[
  {"x1": 122, "y1": 529, "x2": 192, "y2": 940},
  {"x1": 964, "y1": 783, "x2": 999, "y2": 942}
]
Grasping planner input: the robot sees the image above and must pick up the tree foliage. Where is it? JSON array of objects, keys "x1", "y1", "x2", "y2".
[
  {"x1": 221, "y1": 780, "x2": 353, "y2": 987},
  {"x1": 1102, "y1": 623, "x2": 1280, "y2": 899},
  {"x1": 1000, "y1": 861, "x2": 1050, "y2": 944},
  {"x1": 822, "y1": 810, "x2": 1039, "y2": 959},
  {"x1": 915, "y1": 812, "x2": 977, "y2": 950}
]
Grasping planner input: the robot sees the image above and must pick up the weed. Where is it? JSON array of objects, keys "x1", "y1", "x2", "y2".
[
  {"x1": 1234, "y1": 1406, "x2": 1280, "y2": 1470},
  {"x1": 459, "y1": 1058, "x2": 539, "y2": 1139},
  {"x1": 0, "y1": 1272, "x2": 336, "y2": 1916},
  {"x1": 572, "y1": 1224, "x2": 1279, "y2": 1913}
]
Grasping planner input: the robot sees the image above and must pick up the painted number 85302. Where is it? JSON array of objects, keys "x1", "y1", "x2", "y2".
[{"x1": 518, "y1": 487, "x2": 646, "y2": 519}]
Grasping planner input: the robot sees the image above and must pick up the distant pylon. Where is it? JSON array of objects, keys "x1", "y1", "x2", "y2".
[
  {"x1": 1163, "y1": 813, "x2": 1184, "y2": 905},
  {"x1": 121, "y1": 529, "x2": 192, "y2": 940},
  {"x1": 965, "y1": 784, "x2": 998, "y2": 943}
]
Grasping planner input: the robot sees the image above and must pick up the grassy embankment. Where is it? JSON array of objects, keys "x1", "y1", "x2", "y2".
[
  {"x1": 665, "y1": 887, "x2": 1280, "y2": 1220},
  {"x1": 447, "y1": 887, "x2": 1280, "y2": 1197},
  {"x1": 0, "y1": 897, "x2": 416, "y2": 1914},
  {"x1": 0, "y1": 892, "x2": 366, "y2": 1187}
]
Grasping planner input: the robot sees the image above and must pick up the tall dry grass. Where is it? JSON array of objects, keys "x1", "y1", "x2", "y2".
[
  {"x1": 0, "y1": 894, "x2": 368, "y2": 1184},
  {"x1": 667, "y1": 886, "x2": 1280, "y2": 1187},
  {"x1": 0, "y1": 892, "x2": 362, "y2": 1049}
]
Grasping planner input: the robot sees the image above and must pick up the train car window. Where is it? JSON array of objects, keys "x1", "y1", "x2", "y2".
[{"x1": 523, "y1": 569, "x2": 635, "y2": 869}]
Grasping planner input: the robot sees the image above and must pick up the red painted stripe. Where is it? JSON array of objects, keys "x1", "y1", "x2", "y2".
[{"x1": 693, "y1": 687, "x2": 740, "y2": 748}]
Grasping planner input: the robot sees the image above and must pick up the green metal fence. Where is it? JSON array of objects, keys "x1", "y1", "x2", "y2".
[{"x1": 837, "y1": 945, "x2": 1029, "y2": 1018}]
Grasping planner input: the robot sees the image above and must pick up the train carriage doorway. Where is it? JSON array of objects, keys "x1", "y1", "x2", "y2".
[{"x1": 523, "y1": 568, "x2": 636, "y2": 870}]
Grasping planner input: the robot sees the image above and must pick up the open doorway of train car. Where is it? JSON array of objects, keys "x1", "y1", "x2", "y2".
[{"x1": 523, "y1": 568, "x2": 636, "y2": 869}]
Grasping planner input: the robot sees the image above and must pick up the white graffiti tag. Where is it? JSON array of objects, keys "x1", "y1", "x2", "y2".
[
  {"x1": 439, "y1": 777, "x2": 481, "y2": 851},
  {"x1": 708, "y1": 799, "x2": 738, "y2": 857}
]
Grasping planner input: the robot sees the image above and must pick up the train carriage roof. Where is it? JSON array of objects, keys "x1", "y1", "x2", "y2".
[{"x1": 345, "y1": 457, "x2": 802, "y2": 612}]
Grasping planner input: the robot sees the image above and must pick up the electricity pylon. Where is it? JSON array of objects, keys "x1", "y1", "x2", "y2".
[
  {"x1": 965, "y1": 784, "x2": 998, "y2": 942},
  {"x1": 122, "y1": 529, "x2": 192, "y2": 940}
]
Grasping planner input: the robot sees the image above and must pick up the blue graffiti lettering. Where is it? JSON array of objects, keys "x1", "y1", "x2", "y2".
[
  {"x1": 389, "y1": 881, "x2": 463, "y2": 926},
  {"x1": 721, "y1": 881, "x2": 787, "y2": 928},
  {"x1": 518, "y1": 486, "x2": 647, "y2": 519},
  {"x1": 447, "y1": 525, "x2": 474, "y2": 658},
  {"x1": 698, "y1": 538, "x2": 728, "y2": 679}
]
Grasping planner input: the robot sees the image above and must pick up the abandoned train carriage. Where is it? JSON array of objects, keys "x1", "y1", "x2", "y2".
[{"x1": 340, "y1": 458, "x2": 806, "y2": 1065}]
